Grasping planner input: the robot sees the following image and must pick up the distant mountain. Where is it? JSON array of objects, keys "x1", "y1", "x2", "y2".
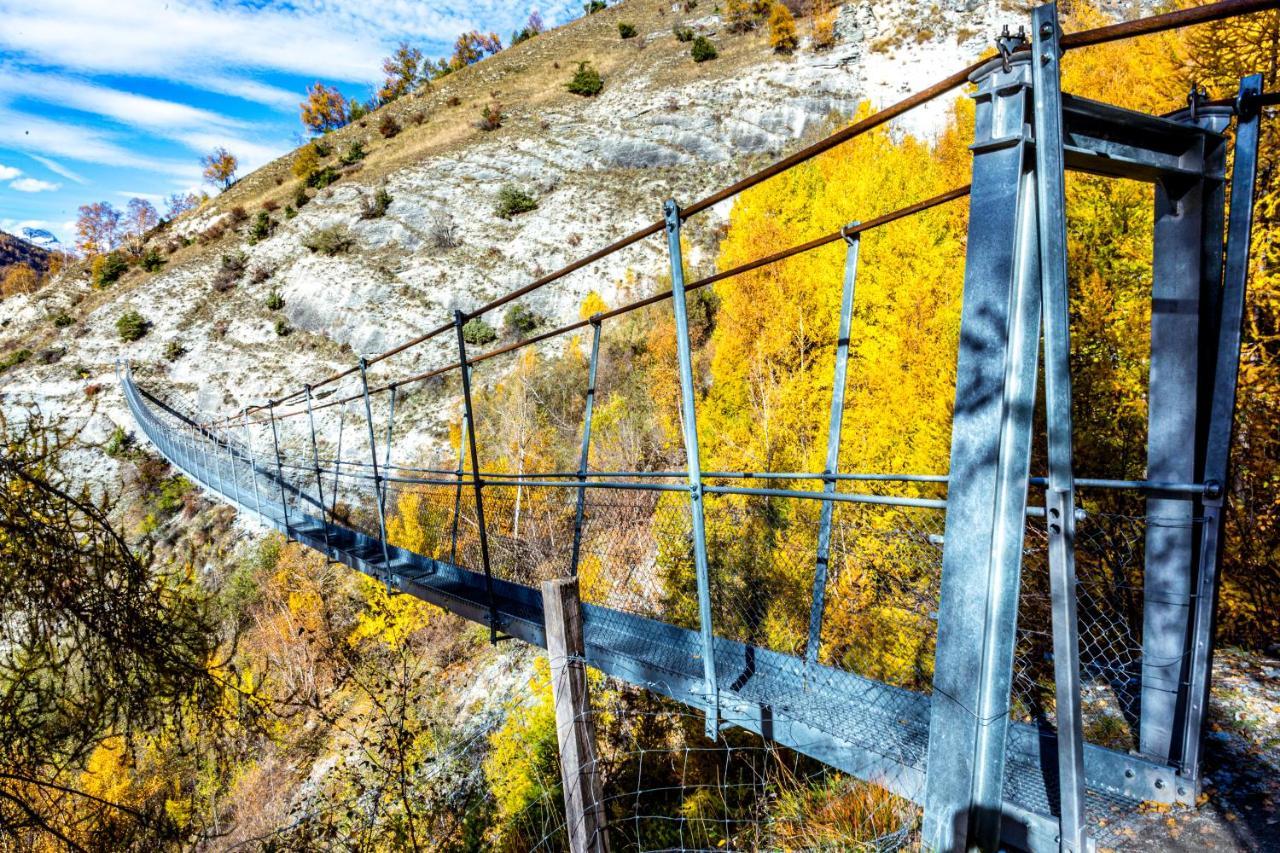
[
  {"x1": 20, "y1": 227, "x2": 61, "y2": 252},
  {"x1": 0, "y1": 230, "x2": 52, "y2": 277}
]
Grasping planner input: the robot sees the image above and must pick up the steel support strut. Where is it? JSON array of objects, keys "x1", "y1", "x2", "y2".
[
  {"x1": 924, "y1": 47, "x2": 1041, "y2": 851},
  {"x1": 1179, "y1": 73, "x2": 1264, "y2": 790},
  {"x1": 304, "y1": 385, "x2": 333, "y2": 555},
  {"x1": 358, "y1": 359, "x2": 394, "y2": 588},
  {"x1": 451, "y1": 410, "x2": 468, "y2": 565},
  {"x1": 570, "y1": 317, "x2": 603, "y2": 578},
  {"x1": 663, "y1": 198, "x2": 719, "y2": 739},
  {"x1": 806, "y1": 224, "x2": 859, "y2": 666},
  {"x1": 268, "y1": 401, "x2": 292, "y2": 532},
  {"x1": 242, "y1": 411, "x2": 264, "y2": 522},
  {"x1": 455, "y1": 312, "x2": 501, "y2": 642},
  {"x1": 1031, "y1": 6, "x2": 1086, "y2": 849},
  {"x1": 331, "y1": 404, "x2": 345, "y2": 518},
  {"x1": 381, "y1": 385, "x2": 397, "y2": 518}
]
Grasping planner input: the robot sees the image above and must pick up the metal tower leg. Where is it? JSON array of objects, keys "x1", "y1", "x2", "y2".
[
  {"x1": 1031, "y1": 6, "x2": 1086, "y2": 849},
  {"x1": 923, "y1": 47, "x2": 1042, "y2": 852},
  {"x1": 1179, "y1": 73, "x2": 1264, "y2": 790},
  {"x1": 358, "y1": 359, "x2": 394, "y2": 589}
]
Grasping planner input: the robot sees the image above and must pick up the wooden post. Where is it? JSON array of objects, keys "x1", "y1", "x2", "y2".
[{"x1": 541, "y1": 577, "x2": 608, "y2": 853}]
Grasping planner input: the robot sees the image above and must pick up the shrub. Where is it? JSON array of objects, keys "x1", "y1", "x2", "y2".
[
  {"x1": 262, "y1": 198, "x2": 280, "y2": 212},
  {"x1": 274, "y1": 317, "x2": 291, "y2": 336},
  {"x1": 164, "y1": 339, "x2": 186, "y2": 361},
  {"x1": 447, "y1": 94, "x2": 462, "y2": 107},
  {"x1": 340, "y1": 141, "x2": 366, "y2": 165},
  {"x1": 495, "y1": 185, "x2": 538, "y2": 219},
  {"x1": 691, "y1": 35, "x2": 718, "y2": 62},
  {"x1": 0, "y1": 349, "x2": 31, "y2": 372},
  {"x1": 249, "y1": 210, "x2": 274, "y2": 242},
  {"x1": 411, "y1": 110, "x2": 427, "y2": 126},
  {"x1": 478, "y1": 99, "x2": 504, "y2": 131},
  {"x1": 249, "y1": 265, "x2": 273, "y2": 285},
  {"x1": 105, "y1": 425, "x2": 133, "y2": 457},
  {"x1": 566, "y1": 61, "x2": 603, "y2": 96},
  {"x1": 141, "y1": 248, "x2": 166, "y2": 272},
  {"x1": 116, "y1": 310, "x2": 149, "y2": 342},
  {"x1": 302, "y1": 223, "x2": 354, "y2": 255},
  {"x1": 360, "y1": 187, "x2": 393, "y2": 219},
  {"x1": 429, "y1": 210, "x2": 461, "y2": 249},
  {"x1": 725, "y1": 0, "x2": 770, "y2": 33},
  {"x1": 228, "y1": 205, "x2": 249, "y2": 225},
  {"x1": 462, "y1": 317, "x2": 497, "y2": 346},
  {"x1": 92, "y1": 252, "x2": 129, "y2": 288},
  {"x1": 584, "y1": 0, "x2": 606, "y2": 12},
  {"x1": 769, "y1": 3, "x2": 798, "y2": 52},
  {"x1": 812, "y1": 13, "x2": 837, "y2": 50},
  {"x1": 674, "y1": 25, "x2": 695, "y2": 42},
  {"x1": 212, "y1": 251, "x2": 247, "y2": 292},
  {"x1": 378, "y1": 114, "x2": 401, "y2": 138},
  {"x1": 265, "y1": 290, "x2": 285, "y2": 311},
  {"x1": 294, "y1": 185, "x2": 311, "y2": 209},
  {"x1": 504, "y1": 304, "x2": 540, "y2": 337},
  {"x1": 292, "y1": 143, "x2": 321, "y2": 181},
  {"x1": 619, "y1": 22, "x2": 637, "y2": 38},
  {"x1": 307, "y1": 166, "x2": 340, "y2": 189},
  {"x1": 285, "y1": 205, "x2": 298, "y2": 219},
  {"x1": 52, "y1": 312, "x2": 74, "y2": 328}
]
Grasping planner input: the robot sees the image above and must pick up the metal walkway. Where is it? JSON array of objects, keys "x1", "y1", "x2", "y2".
[{"x1": 120, "y1": 3, "x2": 1273, "y2": 849}]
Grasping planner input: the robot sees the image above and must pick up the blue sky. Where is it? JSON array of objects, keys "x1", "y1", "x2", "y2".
[{"x1": 0, "y1": 0, "x2": 579, "y2": 246}]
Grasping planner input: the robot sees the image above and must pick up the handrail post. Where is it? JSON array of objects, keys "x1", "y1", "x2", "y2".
[
  {"x1": 304, "y1": 384, "x2": 333, "y2": 555},
  {"x1": 331, "y1": 403, "x2": 345, "y2": 518},
  {"x1": 806, "y1": 223, "x2": 859, "y2": 667},
  {"x1": 381, "y1": 384, "x2": 398, "y2": 519},
  {"x1": 1031, "y1": 6, "x2": 1086, "y2": 849},
  {"x1": 450, "y1": 410, "x2": 468, "y2": 565},
  {"x1": 268, "y1": 401, "x2": 292, "y2": 533},
  {"x1": 242, "y1": 410, "x2": 264, "y2": 522},
  {"x1": 1179, "y1": 73, "x2": 1263, "y2": 793},
  {"x1": 664, "y1": 197, "x2": 719, "y2": 739},
  {"x1": 454, "y1": 311, "x2": 501, "y2": 643},
  {"x1": 570, "y1": 317, "x2": 603, "y2": 578},
  {"x1": 358, "y1": 359, "x2": 395, "y2": 590}
]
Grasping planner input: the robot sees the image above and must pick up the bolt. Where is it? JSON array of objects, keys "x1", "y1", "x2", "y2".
[
  {"x1": 1124, "y1": 768, "x2": 1135, "y2": 779},
  {"x1": 1155, "y1": 778, "x2": 1166, "y2": 790},
  {"x1": 1040, "y1": 22, "x2": 1053, "y2": 38}
]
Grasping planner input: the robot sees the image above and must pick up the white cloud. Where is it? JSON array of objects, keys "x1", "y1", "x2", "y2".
[
  {"x1": 9, "y1": 177, "x2": 60, "y2": 192},
  {"x1": 0, "y1": 163, "x2": 21, "y2": 181},
  {"x1": 27, "y1": 154, "x2": 86, "y2": 184},
  {"x1": 0, "y1": 105, "x2": 195, "y2": 176}
]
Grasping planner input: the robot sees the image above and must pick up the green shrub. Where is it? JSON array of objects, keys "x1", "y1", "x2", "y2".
[
  {"x1": 360, "y1": 187, "x2": 393, "y2": 219},
  {"x1": 674, "y1": 25, "x2": 695, "y2": 42},
  {"x1": 92, "y1": 252, "x2": 129, "y2": 288},
  {"x1": 584, "y1": 0, "x2": 606, "y2": 12},
  {"x1": 495, "y1": 185, "x2": 538, "y2": 220},
  {"x1": 164, "y1": 339, "x2": 186, "y2": 361},
  {"x1": 504, "y1": 304, "x2": 541, "y2": 337},
  {"x1": 294, "y1": 185, "x2": 311, "y2": 209},
  {"x1": 478, "y1": 99, "x2": 504, "y2": 131},
  {"x1": 0, "y1": 349, "x2": 31, "y2": 372},
  {"x1": 249, "y1": 210, "x2": 274, "y2": 242},
  {"x1": 306, "y1": 166, "x2": 340, "y2": 189},
  {"x1": 266, "y1": 290, "x2": 285, "y2": 311},
  {"x1": 340, "y1": 141, "x2": 366, "y2": 165},
  {"x1": 566, "y1": 61, "x2": 604, "y2": 96},
  {"x1": 691, "y1": 35, "x2": 718, "y2": 62},
  {"x1": 619, "y1": 22, "x2": 637, "y2": 38},
  {"x1": 462, "y1": 318, "x2": 497, "y2": 346},
  {"x1": 141, "y1": 248, "x2": 166, "y2": 272},
  {"x1": 104, "y1": 425, "x2": 134, "y2": 458},
  {"x1": 116, "y1": 311, "x2": 149, "y2": 342},
  {"x1": 302, "y1": 224, "x2": 354, "y2": 255},
  {"x1": 274, "y1": 318, "x2": 291, "y2": 336},
  {"x1": 284, "y1": 205, "x2": 297, "y2": 219},
  {"x1": 52, "y1": 312, "x2": 74, "y2": 328}
]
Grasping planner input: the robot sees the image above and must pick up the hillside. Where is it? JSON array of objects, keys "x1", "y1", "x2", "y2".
[{"x1": 0, "y1": 229, "x2": 50, "y2": 277}]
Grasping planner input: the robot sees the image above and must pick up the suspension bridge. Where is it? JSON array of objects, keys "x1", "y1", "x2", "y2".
[{"x1": 119, "y1": 1, "x2": 1274, "y2": 849}]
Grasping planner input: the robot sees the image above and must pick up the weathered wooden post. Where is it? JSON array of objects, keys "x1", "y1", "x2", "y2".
[{"x1": 541, "y1": 577, "x2": 608, "y2": 853}]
